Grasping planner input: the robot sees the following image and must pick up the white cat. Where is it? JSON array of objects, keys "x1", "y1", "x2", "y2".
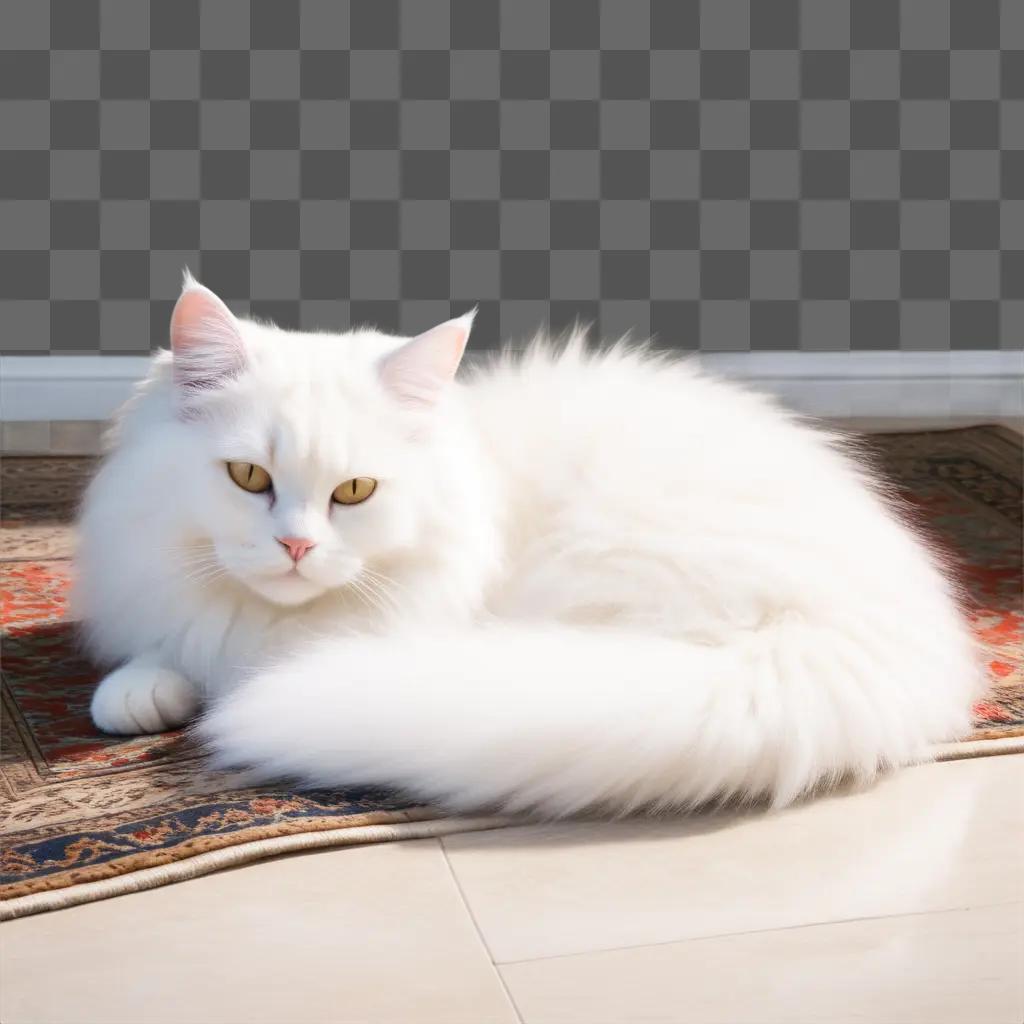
[{"x1": 75, "y1": 276, "x2": 982, "y2": 816}]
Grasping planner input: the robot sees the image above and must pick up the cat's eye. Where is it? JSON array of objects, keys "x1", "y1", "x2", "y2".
[
  {"x1": 333, "y1": 477, "x2": 377, "y2": 505},
  {"x1": 226, "y1": 461, "x2": 273, "y2": 494}
]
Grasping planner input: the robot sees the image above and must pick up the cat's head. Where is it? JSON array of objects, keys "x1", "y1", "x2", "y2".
[{"x1": 159, "y1": 275, "x2": 475, "y2": 607}]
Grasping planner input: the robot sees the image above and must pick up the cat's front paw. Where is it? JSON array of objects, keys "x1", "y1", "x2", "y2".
[{"x1": 91, "y1": 659, "x2": 201, "y2": 735}]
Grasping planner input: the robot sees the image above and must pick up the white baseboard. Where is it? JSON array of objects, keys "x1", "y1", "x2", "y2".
[
  {"x1": 1, "y1": 351, "x2": 1021, "y2": 422},
  {"x1": 2, "y1": 356, "x2": 153, "y2": 422},
  {"x1": 698, "y1": 351, "x2": 1024, "y2": 419}
]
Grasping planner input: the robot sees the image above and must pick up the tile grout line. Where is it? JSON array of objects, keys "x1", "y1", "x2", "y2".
[
  {"x1": 438, "y1": 838, "x2": 527, "y2": 1024},
  {"x1": 495, "y1": 897, "x2": 1024, "y2": 969}
]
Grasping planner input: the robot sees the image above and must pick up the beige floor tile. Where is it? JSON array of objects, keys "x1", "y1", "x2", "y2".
[
  {"x1": 0, "y1": 839, "x2": 519, "y2": 1024},
  {"x1": 1, "y1": 421, "x2": 104, "y2": 455},
  {"x1": 48, "y1": 420, "x2": 104, "y2": 454},
  {"x1": 501, "y1": 902, "x2": 1024, "y2": 1024},
  {"x1": 831, "y1": 416, "x2": 1023, "y2": 434},
  {"x1": 1, "y1": 421, "x2": 52, "y2": 454},
  {"x1": 444, "y1": 756, "x2": 1024, "y2": 963}
]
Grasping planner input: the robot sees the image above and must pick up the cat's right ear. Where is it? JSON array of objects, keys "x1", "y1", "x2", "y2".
[
  {"x1": 169, "y1": 273, "x2": 245, "y2": 396},
  {"x1": 378, "y1": 310, "x2": 474, "y2": 411}
]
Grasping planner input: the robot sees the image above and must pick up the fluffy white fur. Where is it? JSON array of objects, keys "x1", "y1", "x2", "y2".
[{"x1": 75, "y1": 277, "x2": 983, "y2": 817}]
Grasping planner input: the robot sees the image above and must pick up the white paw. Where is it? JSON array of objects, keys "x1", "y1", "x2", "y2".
[{"x1": 91, "y1": 660, "x2": 201, "y2": 735}]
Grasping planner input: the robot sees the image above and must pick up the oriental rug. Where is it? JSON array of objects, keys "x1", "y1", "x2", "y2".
[{"x1": 1, "y1": 426, "x2": 1021, "y2": 920}]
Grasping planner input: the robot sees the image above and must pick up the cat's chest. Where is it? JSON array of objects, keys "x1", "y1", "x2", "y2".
[{"x1": 168, "y1": 591, "x2": 379, "y2": 693}]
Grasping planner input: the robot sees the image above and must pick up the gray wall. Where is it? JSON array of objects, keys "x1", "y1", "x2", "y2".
[{"x1": 1, "y1": 0, "x2": 1021, "y2": 354}]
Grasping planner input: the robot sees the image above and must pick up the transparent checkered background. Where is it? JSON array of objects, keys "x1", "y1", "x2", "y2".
[{"x1": 1, "y1": 0, "x2": 1022, "y2": 353}]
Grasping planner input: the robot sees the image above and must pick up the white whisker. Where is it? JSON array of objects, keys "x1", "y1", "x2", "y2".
[{"x1": 348, "y1": 574, "x2": 391, "y2": 619}]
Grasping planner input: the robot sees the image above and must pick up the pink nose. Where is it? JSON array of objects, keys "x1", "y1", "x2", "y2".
[{"x1": 277, "y1": 536, "x2": 315, "y2": 563}]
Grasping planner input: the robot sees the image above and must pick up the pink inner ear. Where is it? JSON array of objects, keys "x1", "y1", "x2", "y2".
[
  {"x1": 379, "y1": 313, "x2": 474, "y2": 409},
  {"x1": 170, "y1": 281, "x2": 245, "y2": 391}
]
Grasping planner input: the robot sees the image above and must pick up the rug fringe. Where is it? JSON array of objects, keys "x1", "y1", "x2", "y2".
[{"x1": 932, "y1": 734, "x2": 1024, "y2": 762}]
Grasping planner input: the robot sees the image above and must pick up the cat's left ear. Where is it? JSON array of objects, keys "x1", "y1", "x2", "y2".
[
  {"x1": 378, "y1": 310, "x2": 474, "y2": 409},
  {"x1": 169, "y1": 272, "x2": 246, "y2": 396}
]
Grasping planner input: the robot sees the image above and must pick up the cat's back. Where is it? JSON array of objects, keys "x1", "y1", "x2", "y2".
[{"x1": 460, "y1": 336, "x2": 833, "y2": 495}]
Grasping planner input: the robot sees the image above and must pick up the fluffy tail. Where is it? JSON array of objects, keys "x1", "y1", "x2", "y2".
[{"x1": 198, "y1": 619, "x2": 976, "y2": 817}]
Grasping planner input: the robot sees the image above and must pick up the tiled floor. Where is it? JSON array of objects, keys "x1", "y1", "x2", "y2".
[{"x1": 2, "y1": 754, "x2": 1022, "y2": 1024}]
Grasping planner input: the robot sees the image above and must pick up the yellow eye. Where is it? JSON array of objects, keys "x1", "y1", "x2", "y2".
[
  {"x1": 226, "y1": 461, "x2": 273, "y2": 493},
  {"x1": 333, "y1": 477, "x2": 377, "y2": 505}
]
